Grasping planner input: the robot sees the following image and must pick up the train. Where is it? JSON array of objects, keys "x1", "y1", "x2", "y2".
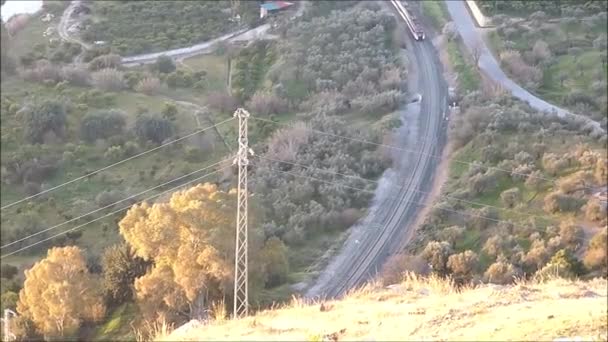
[{"x1": 390, "y1": 0, "x2": 425, "y2": 41}]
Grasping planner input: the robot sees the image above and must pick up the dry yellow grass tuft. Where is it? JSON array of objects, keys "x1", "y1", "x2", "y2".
[{"x1": 159, "y1": 275, "x2": 608, "y2": 341}]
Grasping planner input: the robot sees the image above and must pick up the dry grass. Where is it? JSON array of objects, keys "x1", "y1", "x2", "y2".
[{"x1": 158, "y1": 275, "x2": 608, "y2": 341}]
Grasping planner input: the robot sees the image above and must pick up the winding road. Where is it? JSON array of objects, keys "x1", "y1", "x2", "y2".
[
  {"x1": 445, "y1": 0, "x2": 605, "y2": 137},
  {"x1": 306, "y1": 0, "x2": 448, "y2": 299}
]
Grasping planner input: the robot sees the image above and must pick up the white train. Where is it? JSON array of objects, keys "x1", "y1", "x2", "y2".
[{"x1": 390, "y1": 0, "x2": 425, "y2": 41}]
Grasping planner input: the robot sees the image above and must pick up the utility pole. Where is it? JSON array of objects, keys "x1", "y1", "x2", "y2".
[
  {"x1": 233, "y1": 108, "x2": 252, "y2": 318},
  {"x1": 1, "y1": 309, "x2": 17, "y2": 342}
]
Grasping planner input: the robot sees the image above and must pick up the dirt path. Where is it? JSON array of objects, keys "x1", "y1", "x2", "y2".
[{"x1": 57, "y1": 0, "x2": 90, "y2": 64}]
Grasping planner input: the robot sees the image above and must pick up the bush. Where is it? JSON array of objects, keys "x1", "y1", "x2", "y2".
[
  {"x1": 584, "y1": 198, "x2": 607, "y2": 222},
  {"x1": 134, "y1": 115, "x2": 174, "y2": 144},
  {"x1": 207, "y1": 91, "x2": 238, "y2": 113},
  {"x1": 135, "y1": 76, "x2": 162, "y2": 95},
  {"x1": 88, "y1": 54, "x2": 122, "y2": 71},
  {"x1": 421, "y1": 241, "x2": 453, "y2": 275},
  {"x1": 247, "y1": 92, "x2": 289, "y2": 116},
  {"x1": 0, "y1": 264, "x2": 18, "y2": 279},
  {"x1": 21, "y1": 99, "x2": 67, "y2": 144},
  {"x1": 102, "y1": 243, "x2": 149, "y2": 305},
  {"x1": 154, "y1": 55, "x2": 176, "y2": 74},
  {"x1": 20, "y1": 59, "x2": 63, "y2": 84},
  {"x1": 499, "y1": 50, "x2": 542, "y2": 89},
  {"x1": 584, "y1": 227, "x2": 607, "y2": 274},
  {"x1": 104, "y1": 145, "x2": 123, "y2": 161},
  {"x1": 161, "y1": 102, "x2": 178, "y2": 121},
  {"x1": 260, "y1": 237, "x2": 289, "y2": 288},
  {"x1": 91, "y1": 68, "x2": 125, "y2": 91},
  {"x1": 380, "y1": 254, "x2": 430, "y2": 285},
  {"x1": 96, "y1": 190, "x2": 125, "y2": 208},
  {"x1": 500, "y1": 187, "x2": 521, "y2": 208},
  {"x1": 543, "y1": 191, "x2": 585, "y2": 213},
  {"x1": 80, "y1": 110, "x2": 127, "y2": 143},
  {"x1": 61, "y1": 65, "x2": 91, "y2": 86},
  {"x1": 484, "y1": 259, "x2": 519, "y2": 284},
  {"x1": 535, "y1": 249, "x2": 584, "y2": 280},
  {"x1": 559, "y1": 221, "x2": 584, "y2": 250},
  {"x1": 447, "y1": 250, "x2": 479, "y2": 281}
]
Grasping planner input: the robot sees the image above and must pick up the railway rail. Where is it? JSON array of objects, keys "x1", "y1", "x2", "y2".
[{"x1": 306, "y1": 0, "x2": 448, "y2": 299}]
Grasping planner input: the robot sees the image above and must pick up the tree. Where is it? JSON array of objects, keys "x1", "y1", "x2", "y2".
[
  {"x1": 260, "y1": 237, "x2": 289, "y2": 288},
  {"x1": 421, "y1": 241, "x2": 453, "y2": 275},
  {"x1": 535, "y1": 249, "x2": 584, "y2": 280},
  {"x1": 525, "y1": 170, "x2": 544, "y2": 190},
  {"x1": 559, "y1": 220, "x2": 583, "y2": 251},
  {"x1": 471, "y1": 40, "x2": 483, "y2": 67},
  {"x1": 154, "y1": 55, "x2": 176, "y2": 74},
  {"x1": 80, "y1": 110, "x2": 126, "y2": 143},
  {"x1": 447, "y1": 250, "x2": 478, "y2": 281},
  {"x1": 584, "y1": 198, "x2": 607, "y2": 222},
  {"x1": 17, "y1": 247, "x2": 105, "y2": 338},
  {"x1": 21, "y1": 99, "x2": 68, "y2": 144},
  {"x1": 101, "y1": 243, "x2": 149, "y2": 306},
  {"x1": 524, "y1": 239, "x2": 549, "y2": 272},
  {"x1": 119, "y1": 184, "x2": 263, "y2": 322},
  {"x1": 584, "y1": 227, "x2": 607, "y2": 274},
  {"x1": 532, "y1": 39, "x2": 551, "y2": 64},
  {"x1": 484, "y1": 259, "x2": 519, "y2": 284},
  {"x1": 500, "y1": 187, "x2": 521, "y2": 208},
  {"x1": 161, "y1": 102, "x2": 178, "y2": 122},
  {"x1": 438, "y1": 225, "x2": 465, "y2": 245},
  {"x1": 134, "y1": 115, "x2": 174, "y2": 144}
]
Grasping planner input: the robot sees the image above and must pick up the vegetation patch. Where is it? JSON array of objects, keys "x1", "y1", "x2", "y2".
[
  {"x1": 486, "y1": 2, "x2": 607, "y2": 124},
  {"x1": 82, "y1": 1, "x2": 259, "y2": 55}
]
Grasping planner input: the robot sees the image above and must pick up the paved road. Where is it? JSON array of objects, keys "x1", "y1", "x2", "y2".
[
  {"x1": 121, "y1": 25, "x2": 270, "y2": 66},
  {"x1": 445, "y1": 0, "x2": 605, "y2": 136},
  {"x1": 306, "y1": 0, "x2": 448, "y2": 299}
]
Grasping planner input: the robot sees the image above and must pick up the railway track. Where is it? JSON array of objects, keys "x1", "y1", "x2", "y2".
[{"x1": 306, "y1": 0, "x2": 448, "y2": 299}]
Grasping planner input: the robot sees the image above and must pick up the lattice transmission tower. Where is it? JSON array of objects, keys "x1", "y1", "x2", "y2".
[{"x1": 233, "y1": 108, "x2": 252, "y2": 318}]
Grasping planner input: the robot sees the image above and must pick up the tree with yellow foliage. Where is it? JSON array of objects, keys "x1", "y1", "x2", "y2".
[
  {"x1": 17, "y1": 246, "x2": 106, "y2": 338},
  {"x1": 119, "y1": 183, "x2": 264, "y2": 322}
]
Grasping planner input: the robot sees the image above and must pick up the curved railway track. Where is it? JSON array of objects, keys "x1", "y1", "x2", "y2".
[{"x1": 306, "y1": 0, "x2": 448, "y2": 299}]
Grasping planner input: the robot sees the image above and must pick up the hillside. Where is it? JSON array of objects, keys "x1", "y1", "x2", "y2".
[{"x1": 161, "y1": 275, "x2": 607, "y2": 341}]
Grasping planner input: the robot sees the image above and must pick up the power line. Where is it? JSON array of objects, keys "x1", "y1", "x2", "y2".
[
  {"x1": 0, "y1": 117, "x2": 235, "y2": 211},
  {"x1": 1, "y1": 165, "x2": 231, "y2": 258},
  {"x1": 1, "y1": 158, "x2": 231, "y2": 250},
  {"x1": 263, "y1": 166, "x2": 591, "y2": 244},
  {"x1": 255, "y1": 155, "x2": 559, "y2": 227},
  {"x1": 250, "y1": 116, "x2": 599, "y2": 192}
]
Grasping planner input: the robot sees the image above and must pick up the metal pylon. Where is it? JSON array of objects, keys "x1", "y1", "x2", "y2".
[{"x1": 233, "y1": 108, "x2": 252, "y2": 318}]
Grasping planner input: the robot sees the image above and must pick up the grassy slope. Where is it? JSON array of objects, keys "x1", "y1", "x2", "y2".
[
  {"x1": 161, "y1": 276, "x2": 608, "y2": 341},
  {"x1": 485, "y1": 13, "x2": 607, "y2": 119},
  {"x1": 421, "y1": 0, "x2": 480, "y2": 94},
  {"x1": 0, "y1": 71, "x2": 228, "y2": 267}
]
